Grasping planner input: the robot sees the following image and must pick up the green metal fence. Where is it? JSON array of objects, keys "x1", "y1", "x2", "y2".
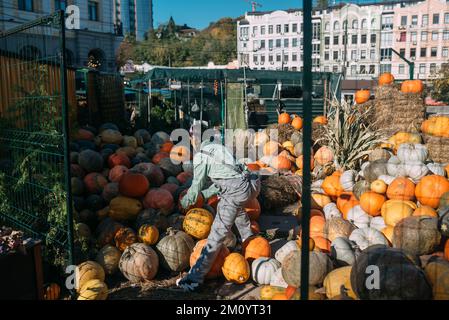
[{"x1": 0, "y1": 11, "x2": 74, "y2": 268}]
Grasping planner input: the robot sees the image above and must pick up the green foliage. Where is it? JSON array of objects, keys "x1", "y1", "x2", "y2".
[
  {"x1": 431, "y1": 62, "x2": 449, "y2": 104},
  {"x1": 118, "y1": 17, "x2": 238, "y2": 67}
]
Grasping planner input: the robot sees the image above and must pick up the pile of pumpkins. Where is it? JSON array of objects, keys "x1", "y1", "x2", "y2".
[
  {"x1": 69, "y1": 123, "x2": 266, "y2": 300},
  {"x1": 422, "y1": 116, "x2": 449, "y2": 138},
  {"x1": 261, "y1": 139, "x2": 449, "y2": 300}
]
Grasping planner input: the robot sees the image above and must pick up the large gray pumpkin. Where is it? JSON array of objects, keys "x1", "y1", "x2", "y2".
[
  {"x1": 353, "y1": 180, "x2": 371, "y2": 200},
  {"x1": 158, "y1": 157, "x2": 183, "y2": 178},
  {"x1": 281, "y1": 250, "x2": 333, "y2": 287},
  {"x1": 130, "y1": 162, "x2": 165, "y2": 187},
  {"x1": 119, "y1": 243, "x2": 159, "y2": 283},
  {"x1": 96, "y1": 244, "x2": 122, "y2": 275},
  {"x1": 251, "y1": 257, "x2": 281, "y2": 285},
  {"x1": 330, "y1": 237, "x2": 358, "y2": 266},
  {"x1": 156, "y1": 228, "x2": 195, "y2": 272},
  {"x1": 78, "y1": 149, "x2": 104, "y2": 173},
  {"x1": 324, "y1": 217, "x2": 356, "y2": 242},
  {"x1": 393, "y1": 216, "x2": 441, "y2": 256},
  {"x1": 350, "y1": 245, "x2": 432, "y2": 300},
  {"x1": 363, "y1": 160, "x2": 388, "y2": 183}
]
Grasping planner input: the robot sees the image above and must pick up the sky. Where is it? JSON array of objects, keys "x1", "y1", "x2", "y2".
[{"x1": 153, "y1": 0, "x2": 304, "y2": 30}]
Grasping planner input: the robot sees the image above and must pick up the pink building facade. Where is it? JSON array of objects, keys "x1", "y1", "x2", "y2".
[{"x1": 391, "y1": 0, "x2": 449, "y2": 80}]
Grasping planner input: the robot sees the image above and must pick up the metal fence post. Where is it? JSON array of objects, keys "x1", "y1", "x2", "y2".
[
  {"x1": 301, "y1": 0, "x2": 313, "y2": 300},
  {"x1": 59, "y1": 9, "x2": 75, "y2": 267}
]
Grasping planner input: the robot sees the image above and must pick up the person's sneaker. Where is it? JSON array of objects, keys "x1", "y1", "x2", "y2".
[{"x1": 176, "y1": 277, "x2": 201, "y2": 293}]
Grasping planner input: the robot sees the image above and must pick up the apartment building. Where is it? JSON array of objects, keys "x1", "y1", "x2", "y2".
[
  {"x1": 237, "y1": 0, "x2": 449, "y2": 81},
  {"x1": 0, "y1": 0, "x2": 123, "y2": 72},
  {"x1": 113, "y1": 0, "x2": 153, "y2": 41}
]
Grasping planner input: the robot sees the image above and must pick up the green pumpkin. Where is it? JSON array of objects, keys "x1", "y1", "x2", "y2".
[{"x1": 439, "y1": 191, "x2": 449, "y2": 211}]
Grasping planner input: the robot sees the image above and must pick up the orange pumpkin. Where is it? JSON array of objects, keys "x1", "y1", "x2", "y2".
[
  {"x1": 378, "y1": 73, "x2": 395, "y2": 86},
  {"x1": 445, "y1": 240, "x2": 449, "y2": 262},
  {"x1": 263, "y1": 141, "x2": 279, "y2": 156},
  {"x1": 108, "y1": 153, "x2": 131, "y2": 168},
  {"x1": 242, "y1": 236, "x2": 271, "y2": 262},
  {"x1": 415, "y1": 175, "x2": 449, "y2": 209},
  {"x1": 360, "y1": 191, "x2": 386, "y2": 217},
  {"x1": 278, "y1": 113, "x2": 291, "y2": 124},
  {"x1": 401, "y1": 79, "x2": 424, "y2": 94},
  {"x1": 222, "y1": 253, "x2": 250, "y2": 284},
  {"x1": 83, "y1": 173, "x2": 108, "y2": 194},
  {"x1": 295, "y1": 155, "x2": 314, "y2": 170},
  {"x1": 152, "y1": 152, "x2": 170, "y2": 165},
  {"x1": 170, "y1": 145, "x2": 190, "y2": 163},
  {"x1": 160, "y1": 141, "x2": 174, "y2": 153},
  {"x1": 311, "y1": 193, "x2": 332, "y2": 210},
  {"x1": 312, "y1": 236, "x2": 331, "y2": 253},
  {"x1": 190, "y1": 240, "x2": 230, "y2": 279},
  {"x1": 245, "y1": 198, "x2": 261, "y2": 221},
  {"x1": 355, "y1": 89, "x2": 371, "y2": 104},
  {"x1": 250, "y1": 220, "x2": 261, "y2": 234},
  {"x1": 271, "y1": 155, "x2": 292, "y2": 171},
  {"x1": 386, "y1": 177, "x2": 415, "y2": 201},
  {"x1": 337, "y1": 192, "x2": 359, "y2": 218},
  {"x1": 119, "y1": 173, "x2": 150, "y2": 198},
  {"x1": 412, "y1": 206, "x2": 438, "y2": 218},
  {"x1": 291, "y1": 116, "x2": 303, "y2": 130},
  {"x1": 247, "y1": 163, "x2": 261, "y2": 172},
  {"x1": 143, "y1": 188, "x2": 175, "y2": 215},
  {"x1": 114, "y1": 227, "x2": 138, "y2": 251},
  {"x1": 314, "y1": 146, "x2": 333, "y2": 166},
  {"x1": 313, "y1": 116, "x2": 328, "y2": 125},
  {"x1": 322, "y1": 175, "x2": 344, "y2": 197},
  {"x1": 44, "y1": 283, "x2": 61, "y2": 300},
  {"x1": 138, "y1": 224, "x2": 159, "y2": 245},
  {"x1": 309, "y1": 215, "x2": 326, "y2": 238},
  {"x1": 108, "y1": 165, "x2": 129, "y2": 183},
  {"x1": 178, "y1": 189, "x2": 205, "y2": 214}
]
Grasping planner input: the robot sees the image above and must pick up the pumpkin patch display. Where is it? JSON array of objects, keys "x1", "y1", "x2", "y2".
[
  {"x1": 251, "y1": 257, "x2": 281, "y2": 285},
  {"x1": 359, "y1": 192, "x2": 386, "y2": 217},
  {"x1": 138, "y1": 224, "x2": 159, "y2": 245},
  {"x1": 178, "y1": 189, "x2": 205, "y2": 214},
  {"x1": 156, "y1": 229, "x2": 195, "y2": 272},
  {"x1": 119, "y1": 173, "x2": 150, "y2": 198},
  {"x1": 75, "y1": 261, "x2": 105, "y2": 293},
  {"x1": 119, "y1": 243, "x2": 159, "y2": 283},
  {"x1": 190, "y1": 240, "x2": 229, "y2": 279},
  {"x1": 96, "y1": 245, "x2": 122, "y2": 275},
  {"x1": 77, "y1": 279, "x2": 108, "y2": 300},
  {"x1": 143, "y1": 188, "x2": 175, "y2": 216},
  {"x1": 84, "y1": 173, "x2": 108, "y2": 194},
  {"x1": 242, "y1": 236, "x2": 271, "y2": 262},
  {"x1": 323, "y1": 266, "x2": 357, "y2": 299},
  {"x1": 355, "y1": 89, "x2": 370, "y2": 104},
  {"x1": 44, "y1": 283, "x2": 61, "y2": 300},
  {"x1": 401, "y1": 79, "x2": 424, "y2": 94},
  {"x1": 183, "y1": 208, "x2": 214, "y2": 240},
  {"x1": 386, "y1": 177, "x2": 415, "y2": 201},
  {"x1": 370, "y1": 180, "x2": 387, "y2": 194},
  {"x1": 314, "y1": 146, "x2": 334, "y2": 166},
  {"x1": 322, "y1": 175, "x2": 344, "y2": 197},
  {"x1": 108, "y1": 153, "x2": 131, "y2": 169},
  {"x1": 222, "y1": 253, "x2": 250, "y2": 284},
  {"x1": 416, "y1": 175, "x2": 449, "y2": 209},
  {"x1": 244, "y1": 198, "x2": 261, "y2": 221},
  {"x1": 378, "y1": 72, "x2": 395, "y2": 86},
  {"x1": 114, "y1": 227, "x2": 138, "y2": 252},
  {"x1": 278, "y1": 113, "x2": 291, "y2": 125},
  {"x1": 109, "y1": 196, "x2": 143, "y2": 221}
]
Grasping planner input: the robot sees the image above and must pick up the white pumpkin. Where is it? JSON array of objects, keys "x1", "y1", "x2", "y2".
[
  {"x1": 251, "y1": 257, "x2": 281, "y2": 285},
  {"x1": 387, "y1": 156, "x2": 407, "y2": 177},
  {"x1": 323, "y1": 203, "x2": 342, "y2": 220},
  {"x1": 403, "y1": 161, "x2": 429, "y2": 182},
  {"x1": 349, "y1": 227, "x2": 389, "y2": 251},
  {"x1": 361, "y1": 162, "x2": 370, "y2": 172},
  {"x1": 369, "y1": 216, "x2": 386, "y2": 231},
  {"x1": 340, "y1": 170, "x2": 358, "y2": 192},
  {"x1": 330, "y1": 237, "x2": 357, "y2": 266},
  {"x1": 377, "y1": 175, "x2": 395, "y2": 185},
  {"x1": 269, "y1": 268, "x2": 289, "y2": 288},
  {"x1": 274, "y1": 241, "x2": 299, "y2": 264},
  {"x1": 397, "y1": 143, "x2": 428, "y2": 163},
  {"x1": 347, "y1": 205, "x2": 371, "y2": 229},
  {"x1": 427, "y1": 163, "x2": 446, "y2": 176},
  {"x1": 311, "y1": 180, "x2": 324, "y2": 193}
]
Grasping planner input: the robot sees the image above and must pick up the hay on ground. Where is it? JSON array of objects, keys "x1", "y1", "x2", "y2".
[{"x1": 424, "y1": 134, "x2": 449, "y2": 164}]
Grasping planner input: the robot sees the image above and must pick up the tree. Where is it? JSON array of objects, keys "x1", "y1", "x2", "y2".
[
  {"x1": 115, "y1": 36, "x2": 137, "y2": 68},
  {"x1": 431, "y1": 62, "x2": 449, "y2": 104},
  {"x1": 315, "y1": 0, "x2": 328, "y2": 10}
]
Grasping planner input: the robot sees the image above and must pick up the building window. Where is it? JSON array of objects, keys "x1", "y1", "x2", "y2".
[
  {"x1": 371, "y1": 18, "x2": 376, "y2": 29},
  {"x1": 292, "y1": 23, "x2": 298, "y2": 33},
  {"x1": 381, "y1": 48, "x2": 392, "y2": 60},
  {"x1": 432, "y1": 31, "x2": 439, "y2": 40},
  {"x1": 88, "y1": 1, "x2": 99, "y2": 21},
  {"x1": 351, "y1": 65, "x2": 357, "y2": 75},
  {"x1": 370, "y1": 34, "x2": 376, "y2": 43},
  {"x1": 312, "y1": 43, "x2": 320, "y2": 55},
  {"x1": 325, "y1": 36, "x2": 330, "y2": 45},
  {"x1": 334, "y1": 21, "x2": 340, "y2": 31},
  {"x1": 284, "y1": 54, "x2": 289, "y2": 62},
  {"x1": 400, "y1": 48, "x2": 406, "y2": 56},
  {"x1": 333, "y1": 65, "x2": 339, "y2": 73},
  {"x1": 419, "y1": 63, "x2": 426, "y2": 74},
  {"x1": 399, "y1": 32, "x2": 407, "y2": 42},
  {"x1": 253, "y1": 26, "x2": 258, "y2": 35},
  {"x1": 422, "y1": 14, "x2": 429, "y2": 26},
  {"x1": 253, "y1": 40, "x2": 259, "y2": 49},
  {"x1": 312, "y1": 22, "x2": 321, "y2": 40},
  {"x1": 268, "y1": 25, "x2": 273, "y2": 34},
  {"x1": 268, "y1": 40, "x2": 273, "y2": 49},
  {"x1": 292, "y1": 54, "x2": 298, "y2": 61},
  {"x1": 361, "y1": 50, "x2": 367, "y2": 60},
  {"x1": 380, "y1": 64, "x2": 392, "y2": 73},
  {"x1": 284, "y1": 24, "x2": 289, "y2": 33},
  {"x1": 401, "y1": 16, "x2": 407, "y2": 26},
  {"x1": 276, "y1": 54, "x2": 281, "y2": 62},
  {"x1": 325, "y1": 51, "x2": 330, "y2": 60},
  {"x1": 433, "y1": 13, "x2": 440, "y2": 25},
  {"x1": 382, "y1": 16, "x2": 393, "y2": 30},
  {"x1": 411, "y1": 32, "x2": 417, "y2": 42},
  {"x1": 352, "y1": 34, "x2": 358, "y2": 44},
  {"x1": 445, "y1": 13, "x2": 449, "y2": 24},
  {"x1": 276, "y1": 24, "x2": 282, "y2": 34},
  {"x1": 261, "y1": 26, "x2": 266, "y2": 35},
  {"x1": 55, "y1": 0, "x2": 67, "y2": 11},
  {"x1": 352, "y1": 19, "x2": 359, "y2": 29},
  {"x1": 284, "y1": 39, "x2": 289, "y2": 48},
  {"x1": 292, "y1": 38, "x2": 298, "y2": 47},
  {"x1": 342, "y1": 35, "x2": 347, "y2": 45},
  {"x1": 431, "y1": 47, "x2": 438, "y2": 57},
  {"x1": 443, "y1": 47, "x2": 448, "y2": 57},
  {"x1": 361, "y1": 34, "x2": 367, "y2": 44},
  {"x1": 253, "y1": 55, "x2": 258, "y2": 63},
  {"x1": 260, "y1": 40, "x2": 265, "y2": 49},
  {"x1": 369, "y1": 65, "x2": 375, "y2": 74},
  {"x1": 18, "y1": 0, "x2": 33, "y2": 11},
  {"x1": 333, "y1": 36, "x2": 339, "y2": 45},
  {"x1": 381, "y1": 32, "x2": 393, "y2": 46},
  {"x1": 276, "y1": 39, "x2": 281, "y2": 48},
  {"x1": 422, "y1": 31, "x2": 428, "y2": 41},
  {"x1": 399, "y1": 64, "x2": 405, "y2": 74},
  {"x1": 361, "y1": 19, "x2": 367, "y2": 29},
  {"x1": 343, "y1": 20, "x2": 348, "y2": 30},
  {"x1": 421, "y1": 48, "x2": 427, "y2": 57},
  {"x1": 443, "y1": 30, "x2": 449, "y2": 40},
  {"x1": 269, "y1": 55, "x2": 273, "y2": 62},
  {"x1": 360, "y1": 65, "x2": 366, "y2": 74},
  {"x1": 261, "y1": 55, "x2": 266, "y2": 63},
  {"x1": 430, "y1": 63, "x2": 437, "y2": 74},
  {"x1": 410, "y1": 48, "x2": 416, "y2": 58},
  {"x1": 324, "y1": 22, "x2": 330, "y2": 31},
  {"x1": 370, "y1": 49, "x2": 376, "y2": 60},
  {"x1": 411, "y1": 15, "x2": 418, "y2": 26},
  {"x1": 333, "y1": 51, "x2": 339, "y2": 60},
  {"x1": 351, "y1": 50, "x2": 357, "y2": 60}
]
